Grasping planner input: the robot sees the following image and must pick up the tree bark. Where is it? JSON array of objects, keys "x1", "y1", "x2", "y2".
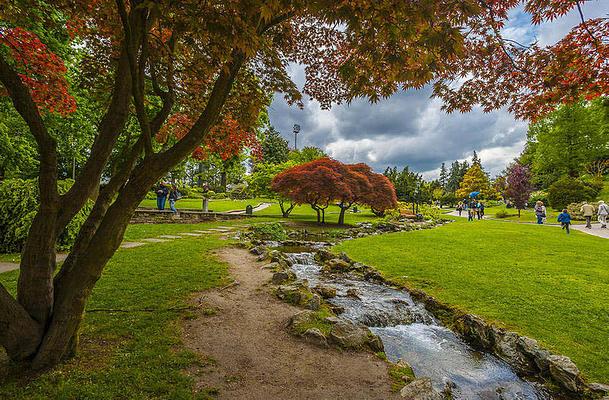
[{"x1": 0, "y1": 285, "x2": 43, "y2": 361}]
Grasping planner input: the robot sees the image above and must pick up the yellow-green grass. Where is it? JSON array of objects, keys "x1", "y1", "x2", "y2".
[
  {"x1": 0, "y1": 254, "x2": 19, "y2": 263},
  {"x1": 138, "y1": 197, "x2": 271, "y2": 212},
  {"x1": 0, "y1": 221, "x2": 236, "y2": 399},
  {"x1": 335, "y1": 219, "x2": 609, "y2": 383}
]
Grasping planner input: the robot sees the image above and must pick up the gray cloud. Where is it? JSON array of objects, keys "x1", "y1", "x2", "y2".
[{"x1": 268, "y1": 2, "x2": 608, "y2": 179}]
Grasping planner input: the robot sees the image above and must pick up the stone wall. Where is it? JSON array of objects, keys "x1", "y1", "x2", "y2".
[{"x1": 130, "y1": 208, "x2": 252, "y2": 224}]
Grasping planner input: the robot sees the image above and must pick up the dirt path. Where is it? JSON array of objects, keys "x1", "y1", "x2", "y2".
[{"x1": 182, "y1": 248, "x2": 400, "y2": 400}]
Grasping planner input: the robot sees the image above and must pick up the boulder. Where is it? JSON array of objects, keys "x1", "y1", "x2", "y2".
[
  {"x1": 326, "y1": 258, "x2": 351, "y2": 272},
  {"x1": 276, "y1": 283, "x2": 309, "y2": 305},
  {"x1": 367, "y1": 333, "x2": 385, "y2": 352},
  {"x1": 272, "y1": 270, "x2": 295, "y2": 285},
  {"x1": 261, "y1": 262, "x2": 279, "y2": 270},
  {"x1": 547, "y1": 355, "x2": 582, "y2": 393},
  {"x1": 287, "y1": 310, "x2": 316, "y2": 331},
  {"x1": 249, "y1": 246, "x2": 266, "y2": 255},
  {"x1": 302, "y1": 328, "x2": 328, "y2": 347},
  {"x1": 400, "y1": 378, "x2": 442, "y2": 400},
  {"x1": 306, "y1": 293, "x2": 322, "y2": 311},
  {"x1": 315, "y1": 249, "x2": 335, "y2": 263},
  {"x1": 327, "y1": 321, "x2": 381, "y2": 352},
  {"x1": 588, "y1": 383, "x2": 609, "y2": 396},
  {"x1": 493, "y1": 331, "x2": 534, "y2": 373},
  {"x1": 313, "y1": 285, "x2": 337, "y2": 299},
  {"x1": 346, "y1": 288, "x2": 360, "y2": 299},
  {"x1": 518, "y1": 336, "x2": 551, "y2": 372}
]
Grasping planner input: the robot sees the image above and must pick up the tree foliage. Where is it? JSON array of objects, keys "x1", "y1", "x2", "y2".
[
  {"x1": 272, "y1": 158, "x2": 396, "y2": 224},
  {"x1": 260, "y1": 126, "x2": 290, "y2": 165},
  {"x1": 525, "y1": 99, "x2": 609, "y2": 187},
  {"x1": 456, "y1": 163, "x2": 493, "y2": 199},
  {"x1": 505, "y1": 163, "x2": 533, "y2": 216}
]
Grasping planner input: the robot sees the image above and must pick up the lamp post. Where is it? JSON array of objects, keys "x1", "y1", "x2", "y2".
[{"x1": 293, "y1": 124, "x2": 301, "y2": 150}]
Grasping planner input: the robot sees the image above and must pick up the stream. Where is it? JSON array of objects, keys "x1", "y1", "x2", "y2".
[{"x1": 281, "y1": 250, "x2": 552, "y2": 400}]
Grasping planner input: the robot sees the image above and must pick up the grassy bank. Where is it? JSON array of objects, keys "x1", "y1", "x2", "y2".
[
  {"x1": 335, "y1": 219, "x2": 609, "y2": 383},
  {"x1": 0, "y1": 222, "x2": 234, "y2": 399}
]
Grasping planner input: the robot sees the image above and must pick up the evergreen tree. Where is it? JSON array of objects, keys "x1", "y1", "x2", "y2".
[
  {"x1": 445, "y1": 161, "x2": 462, "y2": 192},
  {"x1": 439, "y1": 162, "x2": 448, "y2": 189},
  {"x1": 261, "y1": 126, "x2": 290, "y2": 165},
  {"x1": 472, "y1": 150, "x2": 481, "y2": 167}
]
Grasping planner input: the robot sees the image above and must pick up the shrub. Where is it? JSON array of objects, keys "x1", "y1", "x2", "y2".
[
  {"x1": 567, "y1": 201, "x2": 600, "y2": 221},
  {"x1": 547, "y1": 177, "x2": 599, "y2": 210},
  {"x1": 495, "y1": 210, "x2": 510, "y2": 218},
  {"x1": 249, "y1": 222, "x2": 287, "y2": 241},
  {"x1": 145, "y1": 191, "x2": 157, "y2": 200},
  {"x1": 228, "y1": 183, "x2": 249, "y2": 199},
  {"x1": 210, "y1": 191, "x2": 227, "y2": 199},
  {"x1": 529, "y1": 190, "x2": 548, "y2": 206},
  {"x1": 0, "y1": 178, "x2": 92, "y2": 253}
]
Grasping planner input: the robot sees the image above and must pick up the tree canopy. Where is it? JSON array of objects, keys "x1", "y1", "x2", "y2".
[{"x1": 272, "y1": 158, "x2": 397, "y2": 224}]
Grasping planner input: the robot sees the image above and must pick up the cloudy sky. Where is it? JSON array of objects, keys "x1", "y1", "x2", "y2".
[{"x1": 268, "y1": 2, "x2": 609, "y2": 179}]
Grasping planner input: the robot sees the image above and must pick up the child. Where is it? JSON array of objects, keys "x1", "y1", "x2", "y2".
[{"x1": 557, "y1": 209, "x2": 571, "y2": 234}]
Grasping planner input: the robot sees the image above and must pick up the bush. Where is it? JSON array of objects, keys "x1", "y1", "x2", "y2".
[
  {"x1": 228, "y1": 183, "x2": 249, "y2": 200},
  {"x1": 567, "y1": 201, "x2": 600, "y2": 221},
  {"x1": 249, "y1": 222, "x2": 287, "y2": 241},
  {"x1": 0, "y1": 178, "x2": 92, "y2": 253},
  {"x1": 495, "y1": 210, "x2": 510, "y2": 218},
  {"x1": 548, "y1": 177, "x2": 600, "y2": 210},
  {"x1": 210, "y1": 191, "x2": 227, "y2": 199},
  {"x1": 145, "y1": 191, "x2": 157, "y2": 200},
  {"x1": 529, "y1": 190, "x2": 548, "y2": 206}
]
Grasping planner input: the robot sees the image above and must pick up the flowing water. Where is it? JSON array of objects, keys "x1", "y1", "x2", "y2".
[{"x1": 283, "y1": 250, "x2": 552, "y2": 400}]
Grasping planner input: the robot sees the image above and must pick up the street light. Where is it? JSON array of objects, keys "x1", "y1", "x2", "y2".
[{"x1": 293, "y1": 124, "x2": 301, "y2": 150}]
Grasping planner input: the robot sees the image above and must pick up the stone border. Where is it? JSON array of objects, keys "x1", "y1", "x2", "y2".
[{"x1": 130, "y1": 208, "x2": 253, "y2": 224}]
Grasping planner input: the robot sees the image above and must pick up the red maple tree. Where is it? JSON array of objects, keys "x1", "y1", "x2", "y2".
[{"x1": 272, "y1": 158, "x2": 398, "y2": 224}]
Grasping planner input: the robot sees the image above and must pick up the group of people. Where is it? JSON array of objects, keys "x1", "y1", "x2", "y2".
[
  {"x1": 155, "y1": 182, "x2": 181, "y2": 213},
  {"x1": 456, "y1": 199, "x2": 485, "y2": 221},
  {"x1": 535, "y1": 200, "x2": 609, "y2": 234}
]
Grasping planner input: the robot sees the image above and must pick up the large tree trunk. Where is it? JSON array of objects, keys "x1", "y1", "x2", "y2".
[{"x1": 338, "y1": 206, "x2": 347, "y2": 226}]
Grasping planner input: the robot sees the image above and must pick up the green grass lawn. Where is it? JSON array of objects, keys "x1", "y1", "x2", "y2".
[
  {"x1": 0, "y1": 221, "x2": 235, "y2": 399},
  {"x1": 478, "y1": 204, "x2": 561, "y2": 223},
  {"x1": 255, "y1": 202, "x2": 380, "y2": 225},
  {"x1": 139, "y1": 197, "x2": 382, "y2": 226},
  {"x1": 139, "y1": 197, "x2": 270, "y2": 212},
  {"x1": 335, "y1": 219, "x2": 609, "y2": 383},
  {"x1": 0, "y1": 253, "x2": 20, "y2": 263}
]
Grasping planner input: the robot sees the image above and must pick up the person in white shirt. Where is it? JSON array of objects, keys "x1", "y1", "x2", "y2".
[{"x1": 598, "y1": 200, "x2": 609, "y2": 229}]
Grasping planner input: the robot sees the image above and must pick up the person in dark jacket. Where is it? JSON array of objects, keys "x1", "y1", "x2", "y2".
[
  {"x1": 168, "y1": 185, "x2": 180, "y2": 213},
  {"x1": 156, "y1": 183, "x2": 169, "y2": 210},
  {"x1": 557, "y1": 209, "x2": 571, "y2": 234}
]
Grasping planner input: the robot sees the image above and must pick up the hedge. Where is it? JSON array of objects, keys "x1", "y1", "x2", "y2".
[
  {"x1": 0, "y1": 178, "x2": 92, "y2": 253},
  {"x1": 547, "y1": 177, "x2": 600, "y2": 210}
]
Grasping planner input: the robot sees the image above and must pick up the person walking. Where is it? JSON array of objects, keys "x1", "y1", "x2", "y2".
[
  {"x1": 557, "y1": 209, "x2": 572, "y2": 234},
  {"x1": 156, "y1": 182, "x2": 169, "y2": 210},
  {"x1": 534, "y1": 201, "x2": 546, "y2": 224},
  {"x1": 456, "y1": 203, "x2": 463, "y2": 216},
  {"x1": 479, "y1": 202, "x2": 485, "y2": 219},
  {"x1": 168, "y1": 185, "x2": 181, "y2": 213},
  {"x1": 580, "y1": 201, "x2": 595, "y2": 229},
  {"x1": 468, "y1": 206, "x2": 475, "y2": 221},
  {"x1": 597, "y1": 200, "x2": 608, "y2": 229}
]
